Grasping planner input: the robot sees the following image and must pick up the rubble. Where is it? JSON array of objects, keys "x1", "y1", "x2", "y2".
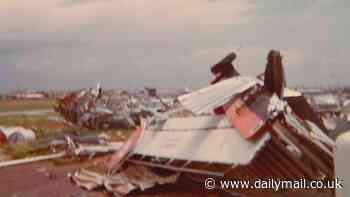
[
  {"x1": 1, "y1": 49, "x2": 341, "y2": 197},
  {"x1": 0, "y1": 133, "x2": 123, "y2": 168},
  {"x1": 72, "y1": 165, "x2": 180, "y2": 197},
  {"x1": 55, "y1": 87, "x2": 135, "y2": 130},
  {"x1": 70, "y1": 50, "x2": 335, "y2": 196},
  {"x1": 55, "y1": 85, "x2": 179, "y2": 131}
]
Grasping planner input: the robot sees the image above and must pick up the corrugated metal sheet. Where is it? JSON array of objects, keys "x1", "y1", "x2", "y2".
[
  {"x1": 307, "y1": 120, "x2": 335, "y2": 147},
  {"x1": 178, "y1": 76, "x2": 260, "y2": 115},
  {"x1": 133, "y1": 118, "x2": 271, "y2": 165},
  {"x1": 178, "y1": 76, "x2": 300, "y2": 115}
]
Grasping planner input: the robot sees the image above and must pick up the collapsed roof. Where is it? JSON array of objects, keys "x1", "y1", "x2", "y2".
[{"x1": 72, "y1": 50, "x2": 335, "y2": 196}]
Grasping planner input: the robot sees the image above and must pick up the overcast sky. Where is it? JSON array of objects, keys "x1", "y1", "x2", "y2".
[{"x1": 0, "y1": 0, "x2": 349, "y2": 93}]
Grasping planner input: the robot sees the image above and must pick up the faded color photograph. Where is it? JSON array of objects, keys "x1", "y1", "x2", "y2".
[{"x1": 0, "y1": 1, "x2": 349, "y2": 197}]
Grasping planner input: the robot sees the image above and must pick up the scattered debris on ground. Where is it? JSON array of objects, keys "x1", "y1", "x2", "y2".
[
  {"x1": 1, "y1": 49, "x2": 348, "y2": 197},
  {"x1": 68, "y1": 50, "x2": 335, "y2": 196}
]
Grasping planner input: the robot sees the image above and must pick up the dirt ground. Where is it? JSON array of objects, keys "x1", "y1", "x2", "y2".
[
  {"x1": 0, "y1": 159, "x2": 335, "y2": 197},
  {"x1": 0, "y1": 160, "x2": 224, "y2": 197}
]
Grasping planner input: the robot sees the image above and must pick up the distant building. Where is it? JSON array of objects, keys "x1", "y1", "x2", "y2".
[
  {"x1": 305, "y1": 93, "x2": 342, "y2": 115},
  {"x1": 12, "y1": 92, "x2": 47, "y2": 100}
]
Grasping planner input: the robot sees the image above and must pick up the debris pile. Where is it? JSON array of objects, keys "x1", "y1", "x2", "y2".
[
  {"x1": 0, "y1": 49, "x2": 341, "y2": 197},
  {"x1": 72, "y1": 165, "x2": 180, "y2": 196},
  {"x1": 0, "y1": 132, "x2": 122, "y2": 168},
  {"x1": 54, "y1": 85, "x2": 179, "y2": 130},
  {"x1": 70, "y1": 50, "x2": 336, "y2": 196},
  {"x1": 55, "y1": 87, "x2": 135, "y2": 130}
]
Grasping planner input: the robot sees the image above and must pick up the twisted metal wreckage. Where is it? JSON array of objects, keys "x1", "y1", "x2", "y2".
[
  {"x1": 55, "y1": 86, "x2": 136, "y2": 130},
  {"x1": 68, "y1": 50, "x2": 335, "y2": 196}
]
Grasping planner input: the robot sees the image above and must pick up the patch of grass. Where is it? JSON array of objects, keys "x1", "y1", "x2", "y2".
[
  {"x1": 0, "y1": 115, "x2": 50, "y2": 127},
  {"x1": 0, "y1": 99, "x2": 55, "y2": 112},
  {"x1": 0, "y1": 113, "x2": 133, "y2": 159},
  {"x1": 1, "y1": 142, "x2": 54, "y2": 159},
  {"x1": 2, "y1": 143, "x2": 37, "y2": 159}
]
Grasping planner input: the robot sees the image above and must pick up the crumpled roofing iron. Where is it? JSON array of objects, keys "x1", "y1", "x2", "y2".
[
  {"x1": 134, "y1": 115, "x2": 271, "y2": 165},
  {"x1": 178, "y1": 76, "x2": 260, "y2": 115},
  {"x1": 72, "y1": 50, "x2": 335, "y2": 197},
  {"x1": 178, "y1": 76, "x2": 301, "y2": 116}
]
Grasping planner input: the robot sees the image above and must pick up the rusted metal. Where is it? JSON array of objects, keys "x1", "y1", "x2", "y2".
[
  {"x1": 203, "y1": 163, "x2": 233, "y2": 174},
  {"x1": 264, "y1": 143, "x2": 303, "y2": 179},
  {"x1": 273, "y1": 121, "x2": 334, "y2": 178},
  {"x1": 259, "y1": 149, "x2": 294, "y2": 179},
  {"x1": 270, "y1": 132, "x2": 318, "y2": 179},
  {"x1": 286, "y1": 95, "x2": 328, "y2": 132},
  {"x1": 264, "y1": 50, "x2": 286, "y2": 98}
]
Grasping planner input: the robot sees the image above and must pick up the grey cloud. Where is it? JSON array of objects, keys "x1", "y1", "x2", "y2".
[
  {"x1": 59, "y1": 0, "x2": 112, "y2": 7},
  {"x1": 1, "y1": 0, "x2": 350, "y2": 93}
]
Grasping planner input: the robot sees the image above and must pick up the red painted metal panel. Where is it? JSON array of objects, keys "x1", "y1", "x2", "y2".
[{"x1": 224, "y1": 92, "x2": 272, "y2": 140}]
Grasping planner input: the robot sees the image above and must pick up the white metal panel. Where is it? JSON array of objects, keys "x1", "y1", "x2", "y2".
[
  {"x1": 133, "y1": 128, "x2": 271, "y2": 165},
  {"x1": 178, "y1": 76, "x2": 259, "y2": 115},
  {"x1": 178, "y1": 76, "x2": 301, "y2": 115}
]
